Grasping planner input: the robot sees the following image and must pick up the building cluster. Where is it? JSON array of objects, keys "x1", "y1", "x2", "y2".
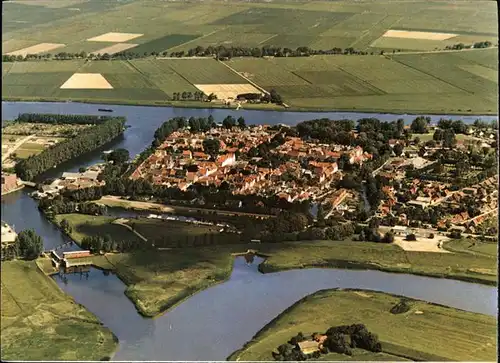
[
  {"x1": 131, "y1": 126, "x2": 372, "y2": 202},
  {"x1": 31, "y1": 166, "x2": 105, "y2": 199},
  {"x1": 1, "y1": 173, "x2": 22, "y2": 195},
  {"x1": 437, "y1": 176, "x2": 498, "y2": 232}
]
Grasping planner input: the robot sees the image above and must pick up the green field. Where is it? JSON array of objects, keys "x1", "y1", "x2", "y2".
[
  {"x1": 54, "y1": 214, "x2": 143, "y2": 244},
  {"x1": 443, "y1": 239, "x2": 497, "y2": 259},
  {"x1": 3, "y1": 0, "x2": 497, "y2": 55},
  {"x1": 3, "y1": 47, "x2": 498, "y2": 113},
  {"x1": 229, "y1": 289, "x2": 496, "y2": 361},
  {"x1": 1, "y1": 260, "x2": 117, "y2": 360},
  {"x1": 225, "y1": 49, "x2": 498, "y2": 113},
  {"x1": 2, "y1": 0, "x2": 498, "y2": 113}
]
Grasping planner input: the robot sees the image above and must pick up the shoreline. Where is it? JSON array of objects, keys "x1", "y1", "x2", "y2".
[
  {"x1": 27, "y1": 259, "x2": 119, "y2": 361},
  {"x1": 226, "y1": 287, "x2": 496, "y2": 361},
  {"x1": 258, "y1": 258, "x2": 497, "y2": 287},
  {"x1": 40, "y1": 207, "x2": 498, "y2": 324},
  {"x1": 2, "y1": 97, "x2": 498, "y2": 116}
]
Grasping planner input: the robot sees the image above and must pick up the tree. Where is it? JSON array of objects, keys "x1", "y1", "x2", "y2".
[
  {"x1": 16, "y1": 229, "x2": 44, "y2": 260},
  {"x1": 270, "y1": 89, "x2": 283, "y2": 104},
  {"x1": 222, "y1": 116, "x2": 236, "y2": 129},
  {"x1": 317, "y1": 204, "x2": 326, "y2": 224},
  {"x1": 393, "y1": 143, "x2": 404, "y2": 156},
  {"x1": 443, "y1": 129, "x2": 457, "y2": 148},
  {"x1": 410, "y1": 116, "x2": 429, "y2": 134},
  {"x1": 433, "y1": 128, "x2": 444, "y2": 141},
  {"x1": 106, "y1": 148, "x2": 130, "y2": 164},
  {"x1": 237, "y1": 116, "x2": 246, "y2": 129},
  {"x1": 202, "y1": 138, "x2": 220, "y2": 158},
  {"x1": 382, "y1": 231, "x2": 394, "y2": 243}
]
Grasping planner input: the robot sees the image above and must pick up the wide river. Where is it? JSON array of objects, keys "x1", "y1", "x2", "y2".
[{"x1": 1, "y1": 102, "x2": 497, "y2": 361}]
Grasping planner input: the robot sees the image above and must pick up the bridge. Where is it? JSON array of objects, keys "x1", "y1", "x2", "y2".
[{"x1": 19, "y1": 180, "x2": 36, "y2": 187}]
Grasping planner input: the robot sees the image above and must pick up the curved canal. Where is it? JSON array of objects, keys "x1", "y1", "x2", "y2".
[{"x1": 1, "y1": 102, "x2": 497, "y2": 361}]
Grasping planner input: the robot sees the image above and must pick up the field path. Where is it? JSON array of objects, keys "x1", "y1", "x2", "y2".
[
  {"x1": 219, "y1": 60, "x2": 270, "y2": 95},
  {"x1": 389, "y1": 46, "x2": 498, "y2": 56},
  {"x1": 166, "y1": 29, "x2": 225, "y2": 52},
  {"x1": 98, "y1": 195, "x2": 275, "y2": 218},
  {"x1": 2, "y1": 134, "x2": 35, "y2": 162},
  {"x1": 112, "y1": 218, "x2": 148, "y2": 242}
]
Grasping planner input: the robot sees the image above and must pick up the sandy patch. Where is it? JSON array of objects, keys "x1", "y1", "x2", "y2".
[
  {"x1": 60, "y1": 73, "x2": 113, "y2": 89},
  {"x1": 382, "y1": 30, "x2": 457, "y2": 40},
  {"x1": 9, "y1": 0, "x2": 85, "y2": 8},
  {"x1": 354, "y1": 292, "x2": 372, "y2": 298},
  {"x1": 194, "y1": 83, "x2": 262, "y2": 100},
  {"x1": 87, "y1": 32, "x2": 143, "y2": 43},
  {"x1": 468, "y1": 268, "x2": 496, "y2": 276},
  {"x1": 394, "y1": 236, "x2": 451, "y2": 253},
  {"x1": 92, "y1": 43, "x2": 138, "y2": 55},
  {"x1": 6, "y1": 43, "x2": 65, "y2": 56}
]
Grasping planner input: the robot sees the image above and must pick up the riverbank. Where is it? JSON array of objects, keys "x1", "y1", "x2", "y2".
[
  {"x1": 2, "y1": 96, "x2": 498, "y2": 116},
  {"x1": 257, "y1": 240, "x2": 497, "y2": 286},
  {"x1": 228, "y1": 289, "x2": 497, "y2": 361},
  {"x1": 0, "y1": 260, "x2": 118, "y2": 361},
  {"x1": 50, "y1": 213, "x2": 497, "y2": 319}
]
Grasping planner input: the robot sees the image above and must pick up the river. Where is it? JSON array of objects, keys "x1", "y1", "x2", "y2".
[{"x1": 1, "y1": 101, "x2": 497, "y2": 361}]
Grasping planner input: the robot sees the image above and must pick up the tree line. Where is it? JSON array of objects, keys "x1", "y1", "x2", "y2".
[
  {"x1": 15, "y1": 115, "x2": 126, "y2": 181},
  {"x1": 1, "y1": 45, "x2": 372, "y2": 64},
  {"x1": 15, "y1": 113, "x2": 112, "y2": 125}
]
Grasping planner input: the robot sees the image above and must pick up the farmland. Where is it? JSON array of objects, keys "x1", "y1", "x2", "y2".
[
  {"x1": 228, "y1": 289, "x2": 496, "y2": 361},
  {"x1": 3, "y1": 0, "x2": 497, "y2": 56},
  {"x1": 2, "y1": 0, "x2": 498, "y2": 113},
  {"x1": 2, "y1": 48, "x2": 498, "y2": 113},
  {"x1": 1, "y1": 260, "x2": 117, "y2": 361}
]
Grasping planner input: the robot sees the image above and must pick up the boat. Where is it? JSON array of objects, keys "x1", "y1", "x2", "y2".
[{"x1": 98, "y1": 108, "x2": 113, "y2": 112}]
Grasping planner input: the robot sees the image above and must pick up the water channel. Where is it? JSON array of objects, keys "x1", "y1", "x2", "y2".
[{"x1": 1, "y1": 101, "x2": 497, "y2": 360}]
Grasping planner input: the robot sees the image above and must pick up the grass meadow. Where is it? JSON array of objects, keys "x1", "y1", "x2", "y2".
[
  {"x1": 3, "y1": 48, "x2": 497, "y2": 113},
  {"x1": 0, "y1": 260, "x2": 117, "y2": 361},
  {"x1": 2, "y1": 0, "x2": 498, "y2": 113},
  {"x1": 51, "y1": 213, "x2": 496, "y2": 318},
  {"x1": 229, "y1": 289, "x2": 497, "y2": 361}
]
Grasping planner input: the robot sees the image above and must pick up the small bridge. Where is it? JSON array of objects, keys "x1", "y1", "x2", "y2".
[
  {"x1": 52, "y1": 241, "x2": 74, "y2": 251},
  {"x1": 19, "y1": 180, "x2": 36, "y2": 187}
]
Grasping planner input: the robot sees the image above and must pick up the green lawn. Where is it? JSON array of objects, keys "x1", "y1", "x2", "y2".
[
  {"x1": 0, "y1": 260, "x2": 117, "y2": 361},
  {"x1": 125, "y1": 218, "x2": 239, "y2": 248},
  {"x1": 229, "y1": 289, "x2": 496, "y2": 361},
  {"x1": 54, "y1": 214, "x2": 143, "y2": 244},
  {"x1": 443, "y1": 239, "x2": 497, "y2": 259}
]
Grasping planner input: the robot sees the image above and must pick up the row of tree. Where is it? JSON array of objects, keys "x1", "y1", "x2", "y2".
[
  {"x1": 15, "y1": 113, "x2": 112, "y2": 125},
  {"x1": 171, "y1": 91, "x2": 214, "y2": 101},
  {"x1": 1, "y1": 45, "x2": 372, "y2": 64},
  {"x1": 15, "y1": 115, "x2": 126, "y2": 181}
]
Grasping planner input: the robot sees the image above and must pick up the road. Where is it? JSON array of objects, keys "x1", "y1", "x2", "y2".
[
  {"x1": 2, "y1": 134, "x2": 35, "y2": 162},
  {"x1": 99, "y1": 195, "x2": 275, "y2": 218}
]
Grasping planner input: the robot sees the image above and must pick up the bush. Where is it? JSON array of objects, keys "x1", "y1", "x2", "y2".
[
  {"x1": 390, "y1": 299, "x2": 412, "y2": 314},
  {"x1": 406, "y1": 233, "x2": 417, "y2": 241}
]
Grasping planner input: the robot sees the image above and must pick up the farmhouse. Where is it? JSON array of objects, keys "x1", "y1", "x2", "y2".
[{"x1": 297, "y1": 340, "x2": 320, "y2": 355}]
